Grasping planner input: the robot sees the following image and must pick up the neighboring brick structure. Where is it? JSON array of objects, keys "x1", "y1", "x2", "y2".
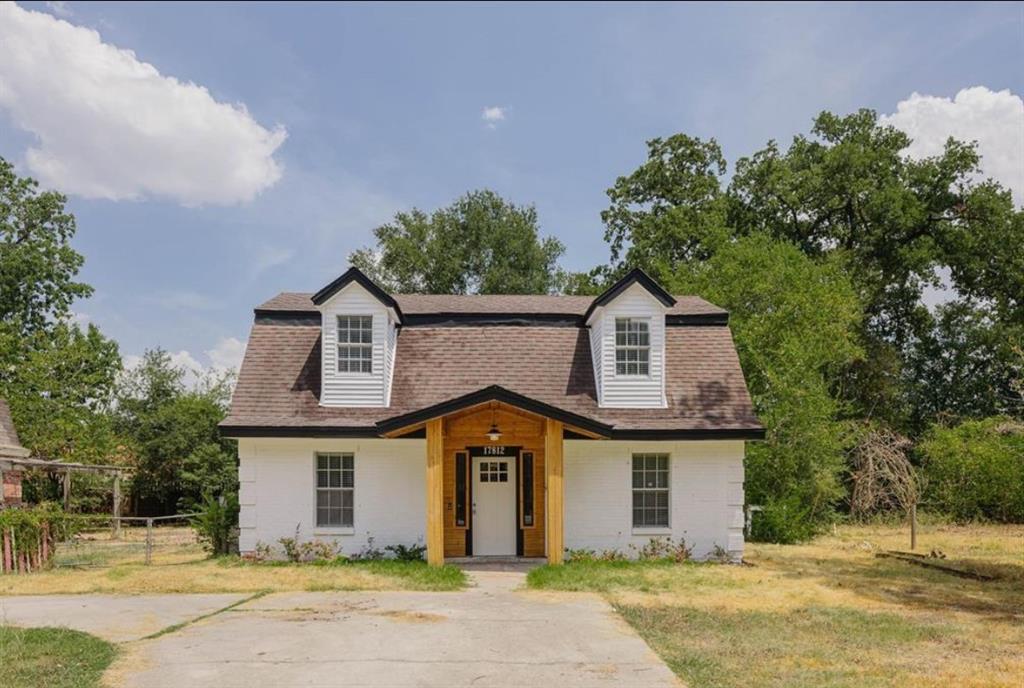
[{"x1": 1, "y1": 470, "x2": 22, "y2": 507}]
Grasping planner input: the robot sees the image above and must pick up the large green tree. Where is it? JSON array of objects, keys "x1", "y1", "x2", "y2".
[
  {"x1": 596, "y1": 111, "x2": 1023, "y2": 432},
  {"x1": 351, "y1": 189, "x2": 566, "y2": 294},
  {"x1": 0, "y1": 157, "x2": 122, "y2": 486},
  {"x1": 670, "y1": 234, "x2": 863, "y2": 541},
  {"x1": 0, "y1": 157, "x2": 92, "y2": 337},
  {"x1": 113, "y1": 350, "x2": 236, "y2": 512}
]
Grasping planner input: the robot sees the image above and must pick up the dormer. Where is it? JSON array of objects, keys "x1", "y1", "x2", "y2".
[
  {"x1": 584, "y1": 269, "x2": 675, "y2": 409},
  {"x1": 312, "y1": 268, "x2": 402, "y2": 408}
]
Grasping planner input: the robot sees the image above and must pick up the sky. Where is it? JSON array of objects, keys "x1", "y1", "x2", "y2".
[{"x1": 1, "y1": 1, "x2": 1022, "y2": 381}]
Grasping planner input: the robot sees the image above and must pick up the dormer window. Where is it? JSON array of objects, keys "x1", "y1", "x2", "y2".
[
  {"x1": 337, "y1": 315, "x2": 373, "y2": 373},
  {"x1": 615, "y1": 317, "x2": 650, "y2": 376}
]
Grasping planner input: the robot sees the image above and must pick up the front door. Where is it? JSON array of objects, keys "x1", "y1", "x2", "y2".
[{"x1": 472, "y1": 457, "x2": 517, "y2": 556}]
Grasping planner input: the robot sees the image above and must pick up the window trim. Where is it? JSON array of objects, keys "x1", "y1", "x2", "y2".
[
  {"x1": 336, "y1": 314, "x2": 373, "y2": 375},
  {"x1": 614, "y1": 317, "x2": 651, "y2": 378},
  {"x1": 314, "y1": 452, "x2": 355, "y2": 532},
  {"x1": 631, "y1": 452, "x2": 670, "y2": 530}
]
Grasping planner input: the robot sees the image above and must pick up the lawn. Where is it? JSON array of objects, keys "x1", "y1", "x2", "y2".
[
  {"x1": 528, "y1": 522, "x2": 1024, "y2": 688},
  {"x1": 0, "y1": 626, "x2": 117, "y2": 688},
  {"x1": 1, "y1": 526, "x2": 466, "y2": 594}
]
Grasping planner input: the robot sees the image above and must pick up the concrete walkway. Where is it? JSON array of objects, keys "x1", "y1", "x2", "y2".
[
  {"x1": 2, "y1": 572, "x2": 679, "y2": 687},
  {"x1": 0, "y1": 593, "x2": 247, "y2": 642}
]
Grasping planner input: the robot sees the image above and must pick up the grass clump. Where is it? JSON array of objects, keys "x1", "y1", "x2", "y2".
[{"x1": 0, "y1": 626, "x2": 116, "y2": 688}]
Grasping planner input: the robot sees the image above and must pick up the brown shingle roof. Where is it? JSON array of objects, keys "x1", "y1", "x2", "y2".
[
  {"x1": 0, "y1": 399, "x2": 30, "y2": 458},
  {"x1": 256, "y1": 292, "x2": 727, "y2": 317},
  {"x1": 222, "y1": 323, "x2": 762, "y2": 436}
]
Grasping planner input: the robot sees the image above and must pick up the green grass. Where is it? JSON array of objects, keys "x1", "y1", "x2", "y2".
[
  {"x1": 527, "y1": 559, "x2": 740, "y2": 593},
  {"x1": 0, "y1": 627, "x2": 117, "y2": 688},
  {"x1": 616, "y1": 604, "x2": 951, "y2": 688},
  {"x1": 217, "y1": 557, "x2": 469, "y2": 591}
]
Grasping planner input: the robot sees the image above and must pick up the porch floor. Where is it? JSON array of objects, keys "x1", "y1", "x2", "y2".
[{"x1": 447, "y1": 556, "x2": 547, "y2": 572}]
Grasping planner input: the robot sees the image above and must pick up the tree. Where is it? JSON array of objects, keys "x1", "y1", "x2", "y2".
[
  {"x1": 903, "y1": 300, "x2": 1023, "y2": 432},
  {"x1": 597, "y1": 111, "x2": 1024, "y2": 434},
  {"x1": 0, "y1": 156, "x2": 92, "y2": 337},
  {"x1": 669, "y1": 234, "x2": 863, "y2": 542},
  {"x1": 114, "y1": 350, "x2": 236, "y2": 512},
  {"x1": 351, "y1": 189, "x2": 566, "y2": 294},
  {"x1": 0, "y1": 157, "x2": 123, "y2": 471},
  {"x1": 602, "y1": 134, "x2": 731, "y2": 277}
]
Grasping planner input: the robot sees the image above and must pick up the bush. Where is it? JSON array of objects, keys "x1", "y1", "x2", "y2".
[
  {"x1": 385, "y1": 543, "x2": 426, "y2": 561},
  {"x1": 919, "y1": 417, "x2": 1024, "y2": 522},
  {"x1": 749, "y1": 496, "x2": 824, "y2": 544},
  {"x1": 191, "y1": 492, "x2": 238, "y2": 555}
]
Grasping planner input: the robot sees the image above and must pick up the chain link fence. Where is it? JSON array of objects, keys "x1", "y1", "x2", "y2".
[{"x1": 53, "y1": 514, "x2": 206, "y2": 569}]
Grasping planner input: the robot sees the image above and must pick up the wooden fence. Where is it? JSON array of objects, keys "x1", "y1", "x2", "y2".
[{"x1": 1, "y1": 522, "x2": 53, "y2": 574}]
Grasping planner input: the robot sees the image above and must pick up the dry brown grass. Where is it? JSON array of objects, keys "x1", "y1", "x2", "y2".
[
  {"x1": 531, "y1": 522, "x2": 1024, "y2": 688},
  {"x1": 0, "y1": 528, "x2": 465, "y2": 594}
]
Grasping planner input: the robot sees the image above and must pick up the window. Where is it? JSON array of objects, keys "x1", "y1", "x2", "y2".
[
  {"x1": 632, "y1": 453, "x2": 669, "y2": 527},
  {"x1": 337, "y1": 315, "x2": 372, "y2": 373},
  {"x1": 455, "y1": 452, "x2": 468, "y2": 528},
  {"x1": 521, "y1": 452, "x2": 534, "y2": 527},
  {"x1": 479, "y1": 461, "x2": 508, "y2": 483},
  {"x1": 316, "y1": 453, "x2": 353, "y2": 527},
  {"x1": 615, "y1": 318, "x2": 650, "y2": 376}
]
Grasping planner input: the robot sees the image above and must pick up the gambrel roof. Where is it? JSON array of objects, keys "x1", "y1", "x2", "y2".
[{"x1": 221, "y1": 269, "x2": 762, "y2": 440}]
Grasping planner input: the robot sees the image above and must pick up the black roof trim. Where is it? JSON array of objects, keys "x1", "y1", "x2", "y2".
[
  {"x1": 665, "y1": 313, "x2": 729, "y2": 326},
  {"x1": 311, "y1": 267, "x2": 404, "y2": 320},
  {"x1": 401, "y1": 313, "x2": 583, "y2": 328},
  {"x1": 254, "y1": 310, "x2": 322, "y2": 326},
  {"x1": 376, "y1": 385, "x2": 613, "y2": 437},
  {"x1": 583, "y1": 268, "x2": 677, "y2": 322},
  {"x1": 219, "y1": 425, "x2": 380, "y2": 439},
  {"x1": 609, "y1": 427, "x2": 766, "y2": 440}
]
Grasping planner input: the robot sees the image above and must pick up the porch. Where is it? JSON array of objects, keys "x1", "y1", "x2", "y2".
[{"x1": 386, "y1": 400, "x2": 591, "y2": 566}]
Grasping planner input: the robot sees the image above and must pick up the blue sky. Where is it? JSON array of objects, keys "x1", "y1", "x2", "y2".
[{"x1": 1, "y1": 1, "x2": 1022, "y2": 376}]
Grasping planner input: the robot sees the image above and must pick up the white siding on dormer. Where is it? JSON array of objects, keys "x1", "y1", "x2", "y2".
[
  {"x1": 591, "y1": 283, "x2": 667, "y2": 408},
  {"x1": 589, "y1": 318, "x2": 604, "y2": 406},
  {"x1": 319, "y1": 283, "x2": 396, "y2": 408}
]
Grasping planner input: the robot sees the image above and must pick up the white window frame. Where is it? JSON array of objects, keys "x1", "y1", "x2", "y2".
[
  {"x1": 315, "y1": 452, "x2": 354, "y2": 530},
  {"x1": 615, "y1": 317, "x2": 651, "y2": 377},
  {"x1": 337, "y1": 315, "x2": 373, "y2": 374},
  {"x1": 631, "y1": 453, "x2": 670, "y2": 531}
]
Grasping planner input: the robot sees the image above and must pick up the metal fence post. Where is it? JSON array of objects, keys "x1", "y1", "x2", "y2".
[{"x1": 145, "y1": 518, "x2": 154, "y2": 565}]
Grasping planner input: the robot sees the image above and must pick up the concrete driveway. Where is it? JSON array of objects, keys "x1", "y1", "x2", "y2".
[{"x1": 1, "y1": 572, "x2": 679, "y2": 687}]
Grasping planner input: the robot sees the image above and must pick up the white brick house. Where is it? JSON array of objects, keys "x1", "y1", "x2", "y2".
[{"x1": 221, "y1": 267, "x2": 763, "y2": 563}]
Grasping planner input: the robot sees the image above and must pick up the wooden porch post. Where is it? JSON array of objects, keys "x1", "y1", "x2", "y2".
[
  {"x1": 112, "y1": 474, "x2": 122, "y2": 540},
  {"x1": 425, "y1": 418, "x2": 445, "y2": 566},
  {"x1": 62, "y1": 469, "x2": 71, "y2": 511},
  {"x1": 545, "y1": 419, "x2": 564, "y2": 564}
]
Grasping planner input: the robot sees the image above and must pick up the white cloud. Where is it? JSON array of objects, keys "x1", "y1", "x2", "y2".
[
  {"x1": 880, "y1": 86, "x2": 1024, "y2": 205},
  {"x1": 206, "y1": 337, "x2": 247, "y2": 374},
  {"x1": 122, "y1": 337, "x2": 246, "y2": 391},
  {"x1": 0, "y1": 3, "x2": 286, "y2": 206},
  {"x1": 482, "y1": 106, "x2": 506, "y2": 129}
]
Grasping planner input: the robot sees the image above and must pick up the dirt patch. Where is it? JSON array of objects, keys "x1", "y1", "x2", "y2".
[{"x1": 376, "y1": 609, "x2": 446, "y2": 623}]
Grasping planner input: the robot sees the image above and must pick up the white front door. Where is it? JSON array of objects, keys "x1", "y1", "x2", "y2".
[{"x1": 472, "y1": 457, "x2": 517, "y2": 556}]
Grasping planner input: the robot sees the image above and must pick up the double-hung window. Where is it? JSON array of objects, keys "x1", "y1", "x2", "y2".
[
  {"x1": 316, "y1": 453, "x2": 353, "y2": 527},
  {"x1": 337, "y1": 315, "x2": 372, "y2": 373},
  {"x1": 632, "y1": 453, "x2": 669, "y2": 528},
  {"x1": 615, "y1": 318, "x2": 650, "y2": 376}
]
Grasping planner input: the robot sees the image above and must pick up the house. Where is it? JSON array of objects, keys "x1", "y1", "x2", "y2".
[
  {"x1": 220, "y1": 267, "x2": 763, "y2": 564},
  {"x1": 0, "y1": 399, "x2": 31, "y2": 507}
]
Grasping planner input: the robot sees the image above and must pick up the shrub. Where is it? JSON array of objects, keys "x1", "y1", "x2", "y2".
[
  {"x1": 385, "y1": 543, "x2": 426, "y2": 561},
  {"x1": 919, "y1": 417, "x2": 1024, "y2": 522},
  {"x1": 190, "y1": 492, "x2": 239, "y2": 555},
  {"x1": 630, "y1": 537, "x2": 692, "y2": 562}
]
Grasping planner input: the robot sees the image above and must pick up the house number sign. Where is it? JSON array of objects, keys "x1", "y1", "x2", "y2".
[{"x1": 467, "y1": 445, "x2": 520, "y2": 457}]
